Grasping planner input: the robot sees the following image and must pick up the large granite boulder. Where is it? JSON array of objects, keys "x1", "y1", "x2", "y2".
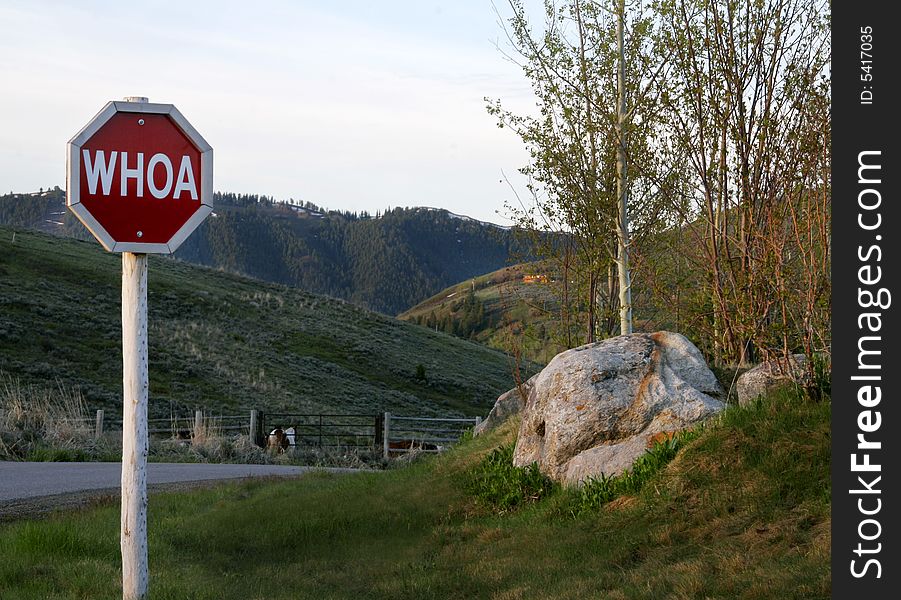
[
  {"x1": 736, "y1": 354, "x2": 809, "y2": 406},
  {"x1": 474, "y1": 375, "x2": 537, "y2": 436},
  {"x1": 513, "y1": 331, "x2": 725, "y2": 485}
]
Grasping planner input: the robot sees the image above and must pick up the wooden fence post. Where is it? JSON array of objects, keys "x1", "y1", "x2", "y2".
[
  {"x1": 374, "y1": 413, "x2": 383, "y2": 449},
  {"x1": 382, "y1": 412, "x2": 391, "y2": 460},
  {"x1": 249, "y1": 410, "x2": 262, "y2": 447},
  {"x1": 95, "y1": 409, "x2": 105, "y2": 439},
  {"x1": 193, "y1": 409, "x2": 203, "y2": 439}
]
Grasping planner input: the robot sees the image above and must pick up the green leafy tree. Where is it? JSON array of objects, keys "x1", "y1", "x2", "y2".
[
  {"x1": 489, "y1": 0, "x2": 671, "y2": 343},
  {"x1": 653, "y1": 0, "x2": 831, "y2": 363}
]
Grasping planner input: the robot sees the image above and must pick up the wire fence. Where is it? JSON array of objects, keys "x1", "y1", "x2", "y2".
[{"x1": 86, "y1": 409, "x2": 481, "y2": 458}]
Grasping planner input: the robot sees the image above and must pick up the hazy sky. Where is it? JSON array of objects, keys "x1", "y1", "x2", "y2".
[{"x1": 0, "y1": 1, "x2": 541, "y2": 224}]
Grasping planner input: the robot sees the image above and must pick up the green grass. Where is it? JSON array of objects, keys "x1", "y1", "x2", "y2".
[
  {"x1": 566, "y1": 428, "x2": 702, "y2": 515},
  {"x1": 0, "y1": 226, "x2": 516, "y2": 419},
  {"x1": 399, "y1": 263, "x2": 564, "y2": 365},
  {"x1": 464, "y1": 426, "x2": 701, "y2": 518},
  {"x1": 0, "y1": 388, "x2": 830, "y2": 599},
  {"x1": 464, "y1": 443, "x2": 555, "y2": 512}
]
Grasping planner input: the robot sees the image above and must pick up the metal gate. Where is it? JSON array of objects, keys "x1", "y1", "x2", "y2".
[
  {"x1": 381, "y1": 413, "x2": 481, "y2": 458},
  {"x1": 259, "y1": 413, "x2": 378, "y2": 449}
]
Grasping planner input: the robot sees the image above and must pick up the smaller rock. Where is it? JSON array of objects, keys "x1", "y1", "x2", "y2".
[
  {"x1": 736, "y1": 354, "x2": 809, "y2": 406},
  {"x1": 474, "y1": 375, "x2": 537, "y2": 436}
]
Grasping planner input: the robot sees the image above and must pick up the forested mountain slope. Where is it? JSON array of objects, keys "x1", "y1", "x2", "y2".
[{"x1": 0, "y1": 189, "x2": 528, "y2": 315}]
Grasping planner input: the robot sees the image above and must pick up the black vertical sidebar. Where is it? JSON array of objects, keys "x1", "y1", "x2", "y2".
[{"x1": 832, "y1": 2, "x2": 899, "y2": 597}]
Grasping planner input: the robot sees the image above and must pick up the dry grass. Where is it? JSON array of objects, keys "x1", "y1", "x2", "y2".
[
  {"x1": 0, "y1": 374, "x2": 111, "y2": 461},
  {"x1": 0, "y1": 375, "x2": 387, "y2": 468}
]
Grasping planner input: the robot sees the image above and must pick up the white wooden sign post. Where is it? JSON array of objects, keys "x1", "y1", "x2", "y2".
[
  {"x1": 67, "y1": 96, "x2": 213, "y2": 600},
  {"x1": 120, "y1": 251, "x2": 149, "y2": 598}
]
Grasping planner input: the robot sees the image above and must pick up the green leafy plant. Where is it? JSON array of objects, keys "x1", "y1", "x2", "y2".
[
  {"x1": 809, "y1": 353, "x2": 831, "y2": 400},
  {"x1": 570, "y1": 429, "x2": 700, "y2": 515},
  {"x1": 464, "y1": 443, "x2": 555, "y2": 511}
]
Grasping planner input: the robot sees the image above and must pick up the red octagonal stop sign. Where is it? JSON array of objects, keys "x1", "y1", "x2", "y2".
[{"x1": 67, "y1": 100, "x2": 213, "y2": 253}]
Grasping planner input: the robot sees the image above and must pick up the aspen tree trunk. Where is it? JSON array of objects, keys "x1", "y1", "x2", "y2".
[
  {"x1": 587, "y1": 272, "x2": 597, "y2": 344},
  {"x1": 573, "y1": 0, "x2": 606, "y2": 342},
  {"x1": 615, "y1": 0, "x2": 633, "y2": 335},
  {"x1": 121, "y1": 252, "x2": 149, "y2": 600}
]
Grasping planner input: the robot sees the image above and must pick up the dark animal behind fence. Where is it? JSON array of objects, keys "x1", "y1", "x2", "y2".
[
  {"x1": 267, "y1": 428, "x2": 290, "y2": 453},
  {"x1": 388, "y1": 439, "x2": 441, "y2": 453}
]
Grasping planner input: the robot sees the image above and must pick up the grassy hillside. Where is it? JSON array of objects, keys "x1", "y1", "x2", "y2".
[
  {"x1": 400, "y1": 263, "x2": 564, "y2": 364},
  {"x1": 0, "y1": 226, "x2": 520, "y2": 419},
  {"x1": 0, "y1": 190, "x2": 530, "y2": 315},
  {"x1": 0, "y1": 388, "x2": 830, "y2": 598}
]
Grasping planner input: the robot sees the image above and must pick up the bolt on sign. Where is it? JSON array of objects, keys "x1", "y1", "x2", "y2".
[
  {"x1": 66, "y1": 97, "x2": 212, "y2": 600},
  {"x1": 67, "y1": 99, "x2": 213, "y2": 252}
]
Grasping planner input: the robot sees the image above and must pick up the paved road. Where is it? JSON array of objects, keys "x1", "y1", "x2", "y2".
[{"x1": 0, "y1": 461, "x2": 355, "y2": 503}]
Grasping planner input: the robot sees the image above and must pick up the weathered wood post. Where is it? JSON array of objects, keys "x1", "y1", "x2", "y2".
[
  {"x1": 121, "y1": 251, "x2": 149, "y2": 600},
  {"x1": 382, "y1": 411, "x2": 391, "y2": 460},
  {"x1": 95, "y1": 409, "x2": 105, "y2": 439},
  {"x1": 193, "y1": 409, "x2": 203, "y2": 440},
  {"x1": 374, "y1": 413, "x2": 383, "y2": 450},
  {"x1": 249, "y1": 409, "x2": 262, "y2": 447}
]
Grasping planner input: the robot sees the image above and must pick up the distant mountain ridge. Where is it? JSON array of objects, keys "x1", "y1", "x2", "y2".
[{"x1": 0, "y1": 189, "x2": 529, "y2": 314}]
